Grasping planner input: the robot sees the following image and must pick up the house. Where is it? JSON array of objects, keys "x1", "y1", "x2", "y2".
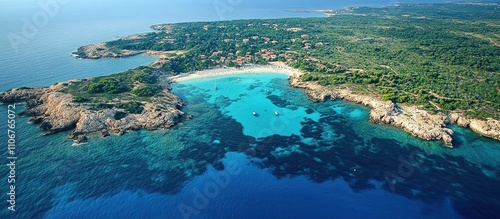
[{"x1": 211, "y1": 51, "x2": 223, "y2": 57}]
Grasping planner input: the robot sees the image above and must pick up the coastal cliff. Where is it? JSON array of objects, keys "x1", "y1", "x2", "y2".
[
  {"x1": 289, "y1": 74, "x2": 500, "y2": 147},
  {"x1": 0, "y1": 76, "x2": 184, "y2": 143}
]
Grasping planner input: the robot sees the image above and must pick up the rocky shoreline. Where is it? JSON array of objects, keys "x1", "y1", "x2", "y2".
[
  {"x1": 2, "y1": 63, "x2": 499, "y2": 147},
  {"x1": 73, "y1": 42, "x2": 143, "y2": 59},
  {"x1": 0, "y1": 80, "x2": 184, "y2": 144},
  {"x1": 288, "y1": 74, "x2": 500, "y2": 147}
]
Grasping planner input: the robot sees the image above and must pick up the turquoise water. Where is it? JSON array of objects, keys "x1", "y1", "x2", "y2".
[
  {"x1": 6, "y1": 73, "x2": 499, "y2": 218},
  {"x1": 178, "y1": 73, "x2": 321, "y2": 138},
  {"x1": 1, "y1": 0, "x2": 499, "y2": 218},
  {"x1": 2, "y1": 72, "x2": 500, "y2": 218}
]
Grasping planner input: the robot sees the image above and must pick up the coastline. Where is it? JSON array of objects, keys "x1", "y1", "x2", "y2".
[
  {"x1": 169, "y1": 63, "x2": 500, "y2": 147},
  {"x1": 1, "y1": 62, "x2": 498, "y2": 147},
  {"x1": 0, "y1": 71, "x2": 185, "y2": 144},
  {"x1": 64, "y1": 4, "x2": 499, "y2": 148},
  {"x1": 169, "y1": 62, "x2": 302, "y2": 82}
]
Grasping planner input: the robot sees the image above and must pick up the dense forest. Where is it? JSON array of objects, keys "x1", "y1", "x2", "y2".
[{"x1": 103, "y1": 3, "x2": 500, "y2": 119}]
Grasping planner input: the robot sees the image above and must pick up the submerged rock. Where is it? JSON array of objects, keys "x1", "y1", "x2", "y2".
[{"x1": 74, "y1": 135, "x2": 88, "y2": 144}]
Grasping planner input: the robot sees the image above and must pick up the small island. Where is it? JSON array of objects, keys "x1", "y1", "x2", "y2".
[{"x1": 1, "y1": 3, "x2": 499, "y2": 147}]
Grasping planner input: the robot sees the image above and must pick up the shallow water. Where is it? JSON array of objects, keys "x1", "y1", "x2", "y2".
[
  {"x1": 1, "y1": 73, "x2": 499, "y2": 218},
  {"x1": 176, "y1": 73, "x2": 322, "y2": 139},
  {"x1": 1, "y1": 0, "x2": 499, "y2": 218}
]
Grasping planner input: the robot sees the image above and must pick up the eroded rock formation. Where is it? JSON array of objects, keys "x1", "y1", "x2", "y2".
[{"x1": 0, "y1": 82, "x2": 184, "y2": 143}]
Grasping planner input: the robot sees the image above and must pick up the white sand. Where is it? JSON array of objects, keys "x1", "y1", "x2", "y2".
[{"x1": 169, "y1": 62, "x2": 303, "y2": 82}]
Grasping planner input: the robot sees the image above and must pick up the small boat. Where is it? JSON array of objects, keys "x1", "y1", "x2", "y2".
[
  {"x1": 214, "y1": 79, "x2": 217, "y2": 90},
  {"x1": 275, "y1": 111, "x2": 279, "y2": 116},
  {"x1": 252, "y1": 112, "x2": 257, "y2": 116}
]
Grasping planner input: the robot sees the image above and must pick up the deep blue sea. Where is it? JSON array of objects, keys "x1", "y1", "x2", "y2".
[{"x1": 1, "y1": 0, "x2": 500, "y2": 219}]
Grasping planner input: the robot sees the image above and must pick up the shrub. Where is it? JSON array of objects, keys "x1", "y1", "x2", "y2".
[
  {"x1": 116, "y1": 102, "x2": 144, "y2": 114},
  {"x1": 131, "y1": 85, "x2": 161, "y2": 97},
  {"x1": 114, "y1": 111, "x2": 128, "y2": 120},
  {"x1": 73, "y1": 97, "x2": 90, "y2": 103},
  {"x1": 87, "y1": 78, "x2": 130, "y2": 94},
  {"x1": 131, "y1": 73, "x2": 157, "y2": 84},
  {"x1": 96, "y1": 103, "x2": 114, "y2": 109}
]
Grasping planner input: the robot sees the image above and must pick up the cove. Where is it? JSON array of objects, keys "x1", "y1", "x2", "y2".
[{"x1": 2, "y1": 72, "x2": 499, "y2": 219}]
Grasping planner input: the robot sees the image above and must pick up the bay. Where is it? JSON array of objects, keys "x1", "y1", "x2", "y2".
[{"x1": 0, "y1": 0, "x2": 498, "y2": 218}]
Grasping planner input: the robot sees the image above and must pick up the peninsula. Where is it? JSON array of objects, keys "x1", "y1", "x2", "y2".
[
  {"x1": 1, "y1": 3, "x2": 499, "y2": 146},
  {"x1": 0, "y1": 67, "x2": 183, "y2": 143}
]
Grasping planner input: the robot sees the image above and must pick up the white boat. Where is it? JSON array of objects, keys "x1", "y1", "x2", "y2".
[
  {"x1": 275, "y1": 111, "x2": 279, "y2": 116},
  {"x1": 252, "y1": 112, "x2": 257, "y2": 116}
]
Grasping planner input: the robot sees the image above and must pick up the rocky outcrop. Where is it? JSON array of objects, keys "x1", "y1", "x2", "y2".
[
  {"x1": 73, "y1": 43, "x2": 143, "y2": 59},
  {"x1": 150, "y1": 24, "x2": 173, "y2": 32},
  {"x1": 0, "y1": 81, "x2": 184, "y2": 143},
  {"x1": 289, "y1": 75, "x2": 456, "y2": 147},
  {"x1": 449, "y1": 113, "x2": 500, "y2": 141},
  {"x1": 370, "y1": 104, "x2": 454, "y2": 147},
  {"x1": 290, "y1": 74, "x2": 500, "y2": 147}
]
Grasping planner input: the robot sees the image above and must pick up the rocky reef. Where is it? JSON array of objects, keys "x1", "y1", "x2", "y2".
[
  {"x1": 0, "y1": 80, "x2": 184, "y2": 143},
  {"x1": 289, "y1": 74, "x2": 500, "y2": 147}
]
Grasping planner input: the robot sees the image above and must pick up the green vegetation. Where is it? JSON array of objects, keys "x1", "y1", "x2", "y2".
[
  {"x1": 131, "y1": 85, "x2": 162, "y2": 97},
  {"x1": 87, "y1": 78, "x2": 130, "y2": 94},
  {"x1": 100, "y1": 3, "x2": 499, "y2": 119},
  {"x1": 61, "y1": 66, "x2": 162, "y2": 113},
  {"x1": 131, "y1": 71, "x2": 158, "y2": 84},
  {"x1": 114, "y1": 111, "x2": 128, "y2": 120},
  {"x1": 116, "y1": 102, "x2": 144, "y2": 114},
  {"x1": 72, "y1": 97, "x2": 90, "y2": 103}
]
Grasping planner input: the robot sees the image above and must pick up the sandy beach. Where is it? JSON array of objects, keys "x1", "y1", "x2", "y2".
[{"x1": 169, "y1": 62, "x2": 303, "y2": 82}]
